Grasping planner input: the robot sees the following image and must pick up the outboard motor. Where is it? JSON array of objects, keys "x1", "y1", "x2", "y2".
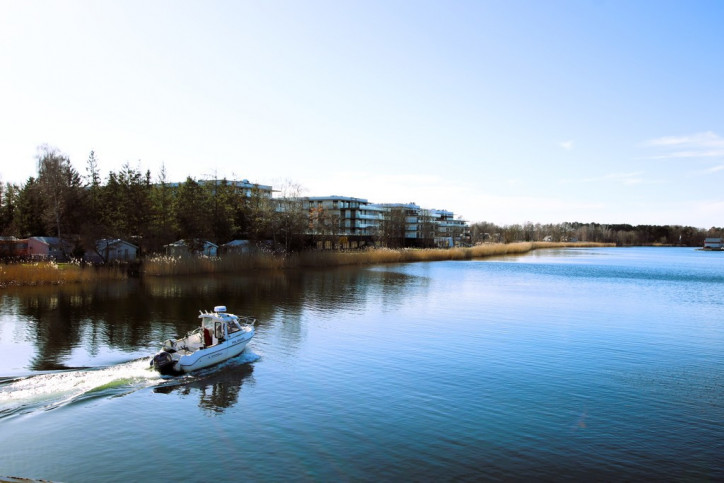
[{"x1": 152, "y1": 351, "x2": 176, "y2": 375}]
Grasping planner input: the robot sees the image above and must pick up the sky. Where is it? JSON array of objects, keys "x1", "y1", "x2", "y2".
[{"x1": 1, "y1": 0, "x2": 723, "y2": 228}]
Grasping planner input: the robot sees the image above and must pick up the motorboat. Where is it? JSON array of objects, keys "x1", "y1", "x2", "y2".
[{"x1": 151, "y1": 306, "x2": 255, "y2": 375}]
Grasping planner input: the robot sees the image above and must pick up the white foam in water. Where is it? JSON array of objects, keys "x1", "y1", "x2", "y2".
[{"x1": 0, "y1": 358, "x2": 162, "y2": 415}]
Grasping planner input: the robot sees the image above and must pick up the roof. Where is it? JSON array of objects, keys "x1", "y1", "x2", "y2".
[
  {"x1": 165, "y1": 239, "x2": 218, "y2": 248},
  {"x1": 222, "y1": 240, "x2": 251, "y2": 247},
  {"x1": 306, "y1": 195, "x2": 369, "y2": 202},
  {"x1": 97, "y1": 238, "x2": 139, "y2": 249},
  {"x1": 30, "y1": 236, "x2": 61, "y2": 245}
]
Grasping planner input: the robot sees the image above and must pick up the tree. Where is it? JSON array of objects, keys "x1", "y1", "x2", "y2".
[
  {"x1": 381, "y1": 207, "x2": 406, "y2": 248},
  {"x1": 418, "y1": 209, "x2": 436, "y2": 247},
  {"x1": 84, "y1": 151, "x2": 102, "y2": 218},
  {"x1": 272, "y1": 181, "x2": 308, "y2": 251},
  {"x1": 148, "y1": 164, "x2": 177, "y2": 252},
  {"x1": 0, "y1": 183, "x2": 19, "y2": 236},
  {"x1": 205, "y1": 178, "x2": 239, "y2": 245},
  {"x1": 79, "y1": 150, "x2": 109, "y2": 259},
  {"x1": 243, "y1": 185, "x2": 275, "y2": 244},
  {"x1": 35, "y1": 146, "x2": 85, "y2": 251},
  {"x1": 14, "y1": 178, "x2": 47, "y2": 237},
  {"x1": 175, "y1": 177, "x2": 211, "y2": 249},
  {"x1": 308, "y1": 205, "x2": 332, "y2": 249},
  {"x1": 100, "y1": 163, "x2": 153, "y2": 245}
]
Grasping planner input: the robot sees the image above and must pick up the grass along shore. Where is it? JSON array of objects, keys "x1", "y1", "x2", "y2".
[
  {"x1": 1, "y1": 242, "x2": 612, "y2": 286},
  {"x1": 0, "y1": 261, "x2": 128, "y2": 287},
  {"x1": 142, "y1": 241, "x2": 610, "y2": 276}
]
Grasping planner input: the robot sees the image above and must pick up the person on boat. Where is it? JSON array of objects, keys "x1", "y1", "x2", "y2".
[{"x1": 203, "y1": 327, "x2": 213, "y2": 347}]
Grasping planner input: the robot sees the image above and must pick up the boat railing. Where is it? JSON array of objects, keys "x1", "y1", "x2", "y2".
[
  {"x1": 237, "y1": 315, "x2": 257, "y2": 326},
  {"x1": 196, "y1": 309, "x2": 257, "y2": 326}
]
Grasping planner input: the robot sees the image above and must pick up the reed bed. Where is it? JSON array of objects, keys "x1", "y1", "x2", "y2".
[
  {"x1": 140, "y1": 241, "x2": 612, "y2": 277},
  {"x1": 0, "y1": 261, "x2": 127, "y2": 287},
  {"x1": 2, "y1": 242, "x2": 612, "y2": 285},
  {"x1": 142, "y1": 252, "x2": 287, "y2": 277},
  {"x1": 285, "y1": 241, "x2": 609, "y2": 267}
]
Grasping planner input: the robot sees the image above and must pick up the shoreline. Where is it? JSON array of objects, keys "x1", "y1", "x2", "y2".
[{"x1": 1, "y1": 242, "x2": 614, "y2": 287}]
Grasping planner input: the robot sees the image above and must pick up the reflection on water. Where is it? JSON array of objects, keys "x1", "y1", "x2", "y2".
[
  {"x1": 1, "y1": 248, "x2": 724, "y2": 481},
  {"x1": 0, "y1": 266, "x2": 424, "y2": 419},
  {"x1": 155, "y1": 355, "x2": 257, "y2": 413},
  {"x1": 0, "y1": 267, "x2": 423, "y2": 376}
]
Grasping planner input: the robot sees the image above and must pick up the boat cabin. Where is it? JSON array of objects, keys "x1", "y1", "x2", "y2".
[{"x1": 199, "y1": 306, "x2": 244, "y2": 346}]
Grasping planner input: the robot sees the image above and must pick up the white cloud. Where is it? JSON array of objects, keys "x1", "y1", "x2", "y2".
[
  {"x1": 642, "y1": 131, "x2": 724, "y2": 159},
  {"x1": 559, "y1": 140, "x2": 574, "y2": 150},
  {"x1": 685, "y1": 163, "x2": 724, "y2": 177}
]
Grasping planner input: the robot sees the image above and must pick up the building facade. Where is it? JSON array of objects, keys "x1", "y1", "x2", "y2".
[
  {"x1": 300, "y1": 197, "x2": 468, "y2": 249},
  {"x1": 303, "y1": 196, "x2": 385, "y2": 249}
]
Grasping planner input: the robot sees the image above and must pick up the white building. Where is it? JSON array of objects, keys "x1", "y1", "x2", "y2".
[
  {"x1": 304, "y1": 196, "x2": 385, "y2": 248},
  {"x1": 168, "y1": 178, "x2": 274, "y2": 198}
]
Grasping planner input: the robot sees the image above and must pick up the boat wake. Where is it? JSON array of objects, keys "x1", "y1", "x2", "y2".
[
  {"x1": 0, "y1": 351, "x2": 260, "y2": 419},
  {"x1": 0, "y1": 358, "x2": 161, "y2": 419},
  {"x1": 154, "y1": 350, "x2": 260, "y2": 391}
]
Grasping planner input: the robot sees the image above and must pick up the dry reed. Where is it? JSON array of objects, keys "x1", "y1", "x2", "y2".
[
  {"x1": 285, "y1": 241, "x2": 609, "y2": 267},
  {"x1": 140, "y1": 241, "x2": 612, "y2": 277},
  {"x1": 142, "y1": 252, "x2": 286, "y2": 277},
  {"x1": 0, "y1": 261, "x2": 127, "y2": 287}
]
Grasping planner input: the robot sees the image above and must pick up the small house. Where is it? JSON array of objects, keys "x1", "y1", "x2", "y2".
[
  {"x1": 27, "y1": 237, "x2": 72, "y2": 261},
  {"x1": 0, "y1": 237, "x2": 29, "y2": 258},
  {"x1": 220, "y1": 239, "x2": 251, "y2": 255},
  {"x1": 165, "y1": 239, "x2": 218, "y2": 257},
  {"x1": 96, "y1": 238, "x2": 139, "y2": 262}
]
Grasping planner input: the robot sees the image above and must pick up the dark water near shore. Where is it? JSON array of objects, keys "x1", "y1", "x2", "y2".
[{"x1": 1, "y1": 247, "x2": 723, "y2": 481}]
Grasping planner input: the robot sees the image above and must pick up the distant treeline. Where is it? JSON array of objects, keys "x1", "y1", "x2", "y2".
[
  {"x1": 1, "y1": 147, "x2": 721, "y2": 257},
  {"x1": 469, "y1": 221, "x2": 723, "y2": 247},
  {"x1": 0, "y1": 147, "x2": 308, "y2": 256}
]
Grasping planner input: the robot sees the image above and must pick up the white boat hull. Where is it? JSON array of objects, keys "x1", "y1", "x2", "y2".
[
  {"x1": 176, "y1": 329, "x2": 253, "y2": 373},
  {"x1": 151, "y1": 307, "x2": 256, "y2": 375}
]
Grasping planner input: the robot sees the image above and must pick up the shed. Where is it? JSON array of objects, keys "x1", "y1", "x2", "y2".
[
  {"x1": 165, "y1": 239, "x2": 218, "y2": 257},
  {"x1": 96, "y1": 238, "x2": 139, "y2": 262},
  {"x1": 220, "y1": 239, "x2": 251, "y2": 255}
]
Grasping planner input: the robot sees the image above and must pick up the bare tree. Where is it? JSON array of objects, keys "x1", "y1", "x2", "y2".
[
  {"x1": 381, "y1": 207, "x2": 406, "y2": 248},
  {"x1": 273, "y1": 180, "x2": 308, "y2": 252}
]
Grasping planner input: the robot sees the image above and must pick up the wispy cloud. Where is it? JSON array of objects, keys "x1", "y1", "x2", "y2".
[
  {"x1": 642, "y1": 131, "x2": 724, "y2": 159},
  {"x1": 559, "y1": 140, "x2": 574, "y2": 150},
  {"x1": 688, "y1": 163, "x2": 724, "y2": 177},
  {"x1": 560, "y1": 171, "x2": 656, "y2": 185}
]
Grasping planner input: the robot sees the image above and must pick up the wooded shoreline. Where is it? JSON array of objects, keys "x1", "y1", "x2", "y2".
[{"x1": 1, "y1": 242, "x2": 612, "y2": 287}]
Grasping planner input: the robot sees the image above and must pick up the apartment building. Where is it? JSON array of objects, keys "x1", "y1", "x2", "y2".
[
  {"x1": 302, "y1": 198, "x2": 468, "y2": 248},
  {"x1": 303, "y1": 196, "x2": 385, "y2": 248},
  {"x1": 168, "y1": 179, "x2": 468, "y2": 249},
  {"x1": 429, "y1": 208, "x2": 468, "y2": 248},
  {"x1": 168, "y1": 179, "x2": 274, "y2": 198}
]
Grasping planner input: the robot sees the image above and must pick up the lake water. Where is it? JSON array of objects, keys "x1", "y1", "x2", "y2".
[{"x1": 1, "y1": 247, "x2": 723, "y2": 481}]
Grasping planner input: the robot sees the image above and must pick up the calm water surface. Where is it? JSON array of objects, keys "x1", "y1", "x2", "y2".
[{"x1": 1, "y1": 247, "x2": 723, "y2": 481}]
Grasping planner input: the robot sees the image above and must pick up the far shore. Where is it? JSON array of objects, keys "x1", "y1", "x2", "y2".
[{"x1": 1, "y1": 242, "x2": 614, "y2": 288}]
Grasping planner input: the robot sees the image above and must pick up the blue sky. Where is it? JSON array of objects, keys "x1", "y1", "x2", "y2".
[{"x1": 1, "y1": 1, "x2": 723, "y2": 227}]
